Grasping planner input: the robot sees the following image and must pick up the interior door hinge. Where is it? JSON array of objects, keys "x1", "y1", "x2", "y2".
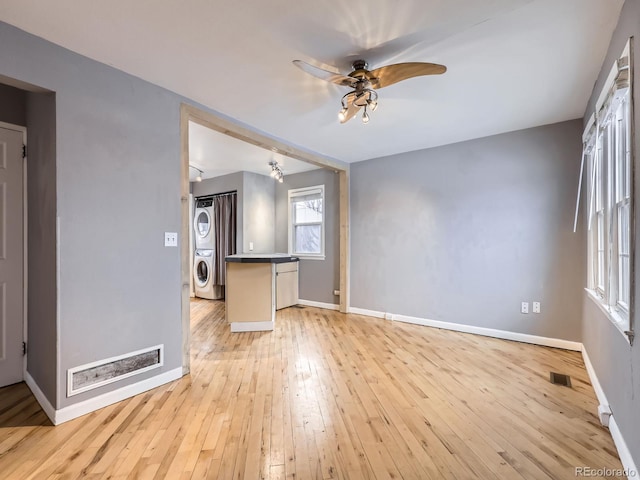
[
  {"x1": 22, "y1": 145, "x2": 26, "y2": 159},
  {"x1": 22, "y1": 341, "x2": 27, "y2": 356}
]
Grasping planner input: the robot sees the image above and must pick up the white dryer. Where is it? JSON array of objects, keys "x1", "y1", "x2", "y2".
[
  {"x1": 194, "y1": 197, "x2": 214, "y2": 249},
  {"x1": 194, "y1": 249, "x2": 215, "y2": 299}
]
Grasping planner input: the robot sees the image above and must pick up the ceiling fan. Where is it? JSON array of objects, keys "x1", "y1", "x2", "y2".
[{"x1": 293, "y1": 59, "x2": 447, "y2": 124}]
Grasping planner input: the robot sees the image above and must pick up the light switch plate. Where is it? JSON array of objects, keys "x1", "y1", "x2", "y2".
[
  {"x1": 521, "y1": 302, "x2": 529, "y2": 314},
  {"x1": 533, "y1": 302, "x2": 541, "y2": 313},
  {"x1": 164, "y1": 232, "x2": 178, "y2": 247}
]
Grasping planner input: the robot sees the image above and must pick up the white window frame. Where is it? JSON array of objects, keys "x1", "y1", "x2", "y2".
[
  {"x1": 585, "y1": 39, "x2": 633, "y2": 341},
  {"x1": 288, "y1": 185, "x2": 325, "y2": 260}
]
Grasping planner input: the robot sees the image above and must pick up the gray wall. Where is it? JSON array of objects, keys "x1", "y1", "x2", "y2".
[
  {"x1": 351, "y1": 120, "x2": 584, "y2": 340},
  {"x1": 0, "y1": 83, "x2": 26, "y2": 126},
  {"x1": 191, "y1": 171, "x2": 243, "y2": 252},
  {"x1": 581, "y1": 0, "x2": 640, "y2": 465},
  {"x1": 0, "y1": 21, "x2": 184, "y2": 409},
  {"x1": 26, "y1": 91, "x2": 58, "y2": 404},
  {"x1": 275, "y1": 168, "x2": 340, "y2": 304},
  {"x1": 191, "y1": 170, "x2": 276, "y2": 254},
  {"x1": 243, "y1": 171, "x2": 275, "y2": 254}
]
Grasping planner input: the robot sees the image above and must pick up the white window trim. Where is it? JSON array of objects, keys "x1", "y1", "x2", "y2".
[
  {"x1": 585, "y1": 288, "x2": 631, "y2": 343},
  {"x1": 584, "y1": 38, "x2": 633, "y2": 343},
  {"x1": 288, "y1": 185, "x2": 325, "y2": 260}
]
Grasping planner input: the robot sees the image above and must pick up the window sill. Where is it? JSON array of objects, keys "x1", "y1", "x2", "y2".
[
  {"x1": 294, "y1": 255, "x2": 325, "y2": 261},
  {"x1": 584, "y1": 288, "x2": 631, "y2": 343}
]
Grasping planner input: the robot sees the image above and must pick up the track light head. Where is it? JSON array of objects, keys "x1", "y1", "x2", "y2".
[
  {"x1": 268, "y1": 160, "x2": 284, "y2": 182},
  {"x1": 190, "y1": 165, "x2": 204, "y2": 182}
]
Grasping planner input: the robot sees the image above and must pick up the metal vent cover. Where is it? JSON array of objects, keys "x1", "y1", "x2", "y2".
[
  {"x1": 550, "y1": 372, "x2": 572, "y2": 387},
  {"x1": 67, "y1": 345, "x2": 163, "y2": 397}
]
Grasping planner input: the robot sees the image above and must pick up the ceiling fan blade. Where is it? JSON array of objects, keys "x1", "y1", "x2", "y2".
[
  {"x1": 293, "y1": 60, "x2": 358, "y2": 88},
  {"x1": 340, "y1": 95, "x2": 362, "y2": 124},
  {"x1": 368, "y1": 62, "x2": 447, "y2": 89}
]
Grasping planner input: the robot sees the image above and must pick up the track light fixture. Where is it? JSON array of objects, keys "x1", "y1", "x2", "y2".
[
  {"x1": 268, "y1": 161, "x2": 284, "y2": 183},
  {"x1": 189, "y1": 165, "x2": 203, "y2": 182}
]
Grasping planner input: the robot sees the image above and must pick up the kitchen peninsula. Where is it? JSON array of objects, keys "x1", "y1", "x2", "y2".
[{"x1": 225, "y1": 254, "x2": 299, "y2": 332}]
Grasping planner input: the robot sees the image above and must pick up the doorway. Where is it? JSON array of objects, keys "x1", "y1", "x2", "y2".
[
  {"x1": 0, "y1": 122, "x2": 27, "y2": 388},
  {"x1": 179, "y1": 103, "x2": 350, "y2": 374}
]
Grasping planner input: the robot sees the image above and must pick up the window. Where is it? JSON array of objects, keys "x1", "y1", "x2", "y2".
[
  {"x1": 288, "y1": 185, "x2": 324, "y2": 259},
  {"x1": 585, "y1": 40, "x2": 632, "y2": 336}
]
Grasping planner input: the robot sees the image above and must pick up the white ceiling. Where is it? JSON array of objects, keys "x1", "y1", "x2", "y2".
[
  {"x1": 188, "y1": 121, "x2": 319, "y2": 181},
  {"x1": 0, "y1": 0, "x2": 624, "y2": 163}
]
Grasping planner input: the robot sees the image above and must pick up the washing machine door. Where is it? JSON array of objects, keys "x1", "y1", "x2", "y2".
[
  {"x1": 194, "y1": 257, "x2": 210, "y2": 288},
  {"x1": 194, "y1": 209, "x2": 211, "y2": 240}
]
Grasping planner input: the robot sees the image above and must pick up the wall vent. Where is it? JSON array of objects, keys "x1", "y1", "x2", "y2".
[{"x1": 67, "y1": 345, "x2": 163, "y2": 397}]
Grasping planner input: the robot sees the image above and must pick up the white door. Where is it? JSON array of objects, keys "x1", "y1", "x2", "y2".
[{"x1": 0, "y1": 126, "x2": 24, "y2": 387}]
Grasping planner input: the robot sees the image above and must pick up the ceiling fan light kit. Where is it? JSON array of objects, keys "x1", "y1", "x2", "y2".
[
  {"x1": 293, "y1": 58, "x2": 446, "y2": 125},
  {"x1": 340, "y1": 86, "x2": 378, "y2": 124}
]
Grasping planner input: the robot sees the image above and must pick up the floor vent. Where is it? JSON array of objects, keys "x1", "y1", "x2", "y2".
[
  {"x1": 67, "y1": 345, "x2": 163, "y2": 397},
  {"x1": 549, "y1": 372, "x2": 572, "y2": 387}
]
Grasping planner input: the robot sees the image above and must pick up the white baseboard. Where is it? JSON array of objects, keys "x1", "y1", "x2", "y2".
[
  {"x1": 609, "y1": 417, "x2": 638, "y2": 476},
  {"x1": 348, "y1": 307, "x2": 386, "y2": 319},
  {"x1": 348, "y1": 307, "x2": 582, "y2": 351},
  {"x1": 28, "y1": 367, "x2": 182, "y2": 425},
  {"x1": 582, "y1": 348, "x2": 638, "y2": 476},
  {"x1": 25, "y1": 371, "x2": 56, "y2": 425},
  {"x1": 298, "y1": 299, "x2": 340, "y2": 311},
  {"x1": 230, "y1": 321, "x2": 274, "y2": 332},
  {"x1": 392, "y1": 313, "x2": 583, "y2": 351},
  {"x1": 581, "y1": 348, "x2": 606, "y2": 406}
]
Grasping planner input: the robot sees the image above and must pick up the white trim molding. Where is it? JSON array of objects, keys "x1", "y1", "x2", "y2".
[
  {"x1": 26, "y1": 367, "x2": 182, "y2": 425},
  {"x1": 25, "y1": 371, "x2": 56, "y2": 424},
  {"x1": 348, "y1": 307, "x2": 582, "y2": 351},
  {"x1": 582, "y1": 348, "x2": 638, "y2": 477},
  {"x1": 348, "y1": 307, "x2": 386, "y2": 319},
  {"x1": 298, "y1": 299, "x2": 339, "y2": 311}
]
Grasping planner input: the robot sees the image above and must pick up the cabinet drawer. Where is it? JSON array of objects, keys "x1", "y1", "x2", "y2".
[{"x1": 276, "y1": 262, "x2": 298, "y2": 274}]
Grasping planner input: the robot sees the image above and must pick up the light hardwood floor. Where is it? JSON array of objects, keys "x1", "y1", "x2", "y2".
[{"x1": 0, "y1": 299, "x2": 625, "y2": 479}]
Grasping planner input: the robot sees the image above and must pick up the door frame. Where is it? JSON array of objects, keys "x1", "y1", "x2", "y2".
[
  {"x1": 0, "y1": 120, "x2": 28, "y2": 381},
  {"x1": 179, "y1": 103, "x2": 351, "y2": 374}
]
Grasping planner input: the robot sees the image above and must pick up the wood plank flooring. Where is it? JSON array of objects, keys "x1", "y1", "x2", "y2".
[{"x1": 0, "y1": 299, "x2": 625, "y2": 479}]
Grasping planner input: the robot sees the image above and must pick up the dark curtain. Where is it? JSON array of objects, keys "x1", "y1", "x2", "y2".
[{"x1": 212, "y1": 192, "x2": 237, "y2": 298}]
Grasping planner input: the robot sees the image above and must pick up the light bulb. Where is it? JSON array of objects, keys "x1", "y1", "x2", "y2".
[
  {"x1": 370, "y1": 100, "x2": 378, "y2": 112},
  {"x1": 270, "y1": 169, "x2": 277, "y2": 177},
  {"x1": 278, "y1": 176, "x2": 284, "y2": 183},
  {"x1": 195, "y1": 174, "x2": 202, "y2": 182},
  {"x1": 362, "y1": 110, "x2": 370, "y2": 124},
  {"x1": 338, "y1": 107, "x2": 347, "y2": 122}
]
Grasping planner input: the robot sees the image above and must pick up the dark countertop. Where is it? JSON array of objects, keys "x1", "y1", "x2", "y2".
[{"x1": 225, "y1": 253, "x2": 299, "y2": 264}]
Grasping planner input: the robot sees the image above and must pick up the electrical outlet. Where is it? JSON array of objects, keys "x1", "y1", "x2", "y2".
[
  {"x1": 164, "y1": 232, "x2": 178, "y2": 247},
  {"x1": 521, "y1": 302, "x2": 529, "y2": 314},
  {"x1": 533, "y1": 302, "x2": 541, "y2": 313}
]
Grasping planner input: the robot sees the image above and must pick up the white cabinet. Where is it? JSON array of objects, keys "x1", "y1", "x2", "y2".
[{"x1": 276, "y1": 262, "x2": 299, "y2": 310}]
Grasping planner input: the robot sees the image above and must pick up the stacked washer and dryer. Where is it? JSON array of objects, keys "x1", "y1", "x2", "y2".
[{"x1": 193, "y1": 197, "x2": 216, "y2": 299}]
